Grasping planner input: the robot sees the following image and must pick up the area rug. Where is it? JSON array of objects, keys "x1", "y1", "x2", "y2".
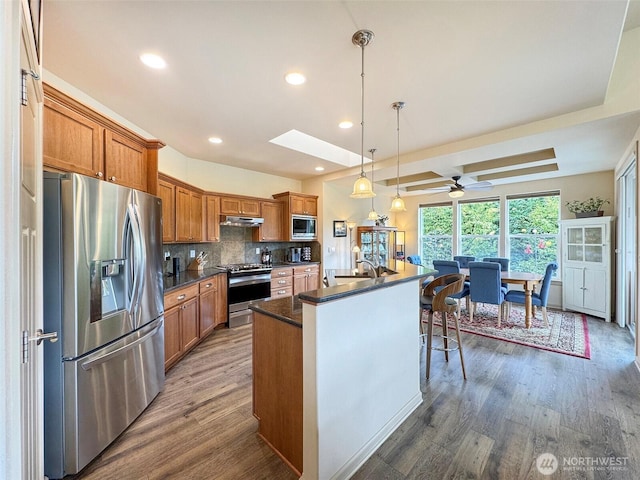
[{"x1": 425, "y1": 303, "x2": 590, "y2": 359}]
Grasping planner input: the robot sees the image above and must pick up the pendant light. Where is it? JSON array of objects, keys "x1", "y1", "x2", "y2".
[
  {"x1": 350, "y1": 30, "x2": 376, "y2": 199},
  {"x1": 389, "y1": 101, "x2": 407, "y2": 212},
  {"x1": 367, "y1": 148, "x2": 379, "y2": 221}
]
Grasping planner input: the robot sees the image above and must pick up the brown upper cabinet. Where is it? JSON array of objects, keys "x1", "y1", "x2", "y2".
[
  {"x1": 157, "y1": 178, "x2": 176, "y2": 243},
  {"x1": 204, "y1": 195, "x2": 221, "y2": 242},
  {"x1": 253, "y1": 200, "x2": 284, "y2": 242},
  {"x1": 176, "y1": 186, "x2": 203, "y2": 243},
  {"x1": 273, "y1": 192, "x2": 318, "y2": 216},
  {"x1": 220, "y1": 196, "x2": 261, "y2": 216},
  {"x1": 272, "y1": 192, "x2": 319, "y2": 241},
  {"x1": 43, "y1": 83, "x2": 164, "y2": 194},
  {"x1": 290, "y1": 194, "x2": 318, "y2": 216}
]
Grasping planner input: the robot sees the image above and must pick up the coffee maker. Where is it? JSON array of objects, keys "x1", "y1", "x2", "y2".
[{"x1": 287, "y1": 247, "x2": 302, "y2": 263}]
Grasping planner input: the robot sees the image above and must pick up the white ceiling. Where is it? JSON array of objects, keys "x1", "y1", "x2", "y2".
[{"x1": 42, "y1": 1, "x2": 640, "y2": 196}]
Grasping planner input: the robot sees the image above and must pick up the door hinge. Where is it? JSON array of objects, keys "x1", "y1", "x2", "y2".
[
  {"x1": 22, "y1": 328, "x2": 58, "y2": 363},
  {"x1": 20, "y1": 69, "x2": 40, "y2": 106}
]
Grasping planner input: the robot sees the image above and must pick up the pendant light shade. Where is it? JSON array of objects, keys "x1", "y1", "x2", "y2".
[
  {"x1": 389, "y1": 101, "x2": 406, "y2": 212},
  {"x1": 367, "y1": 148, "x2": 379, "y2": 220},
  {"x1": 350, "y1": 30, "x2": 376, "y2": 199}
]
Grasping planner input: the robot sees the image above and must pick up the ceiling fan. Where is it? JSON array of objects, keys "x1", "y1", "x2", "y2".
[{"x1": 430, "y1": 176, "x2": 493, "y2": 198}]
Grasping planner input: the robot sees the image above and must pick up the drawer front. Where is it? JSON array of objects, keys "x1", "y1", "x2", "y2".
[
  {"x1": 271, "y1": 277, "x2": 293, "y2": 289},
  {"x1": 271, "y1": 286, "x2": 293, "y2": 298},
  {"x1": 272, "y1": 267, "x2": 293, "y2": 278},
  {"x1": 199, "y1": 276, "x2": 217, "y2": 292},
  {"x1": 164, "y1": 284, "x2": 199, "y2": 310},
  {"x1": 293, "y1": 265, "x2": 319, "y2": 275}
]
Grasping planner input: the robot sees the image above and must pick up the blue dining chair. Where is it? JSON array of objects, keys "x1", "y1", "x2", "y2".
[
  {"x1": 483, "y1": 257, "x2": 510, "y2": 288},
  {"x1": 468, "y1": 261, "x2": 507, "y2": 326},
  {"x1": 453, "y1": 255, "x2": 475, "y2": 268},
  {"x1": 505, "y1": 262, "x2": 558, "y2": 327},
  {"x1": 482, "y1": 257, "x2": 510, "y2": 271},
  {"x1": 406, "y1": 255, "x2": 423, "y2": 266},
  {"x1": 432, "y1": 260, "x2": 470, "y2": 315}
]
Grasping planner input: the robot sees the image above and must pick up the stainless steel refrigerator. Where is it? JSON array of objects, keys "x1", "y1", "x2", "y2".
[{"x1": 43, "y1": 172, "x2": 165, "y2": 479}]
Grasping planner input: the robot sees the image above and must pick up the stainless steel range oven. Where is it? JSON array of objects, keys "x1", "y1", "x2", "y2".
[{"x1": 219, "y1": 263, "x2": 272, "y2": 327}]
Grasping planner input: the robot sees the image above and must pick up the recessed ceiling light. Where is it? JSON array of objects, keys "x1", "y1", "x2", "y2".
[
  {"x1": 339, "y1": 121, "x2": 353, "y2": 129},
  {"x1": 285, "y1": 72, "x2": 306, "y2": 85},
  {"x1": 315, "y1": 166, "x2": 325, "y2": 172},
  {"x1": 139, "y1": 53, "x2": 167, "y2": 69},
  {"x1": 208, "y1": 137, "x2": 222, "y2": 144}
]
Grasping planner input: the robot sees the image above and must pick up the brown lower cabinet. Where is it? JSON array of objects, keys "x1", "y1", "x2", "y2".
[
  {"x1": 164, "y1": 273, "x2": 227, "y2": 371},
  {"x1": 253, "y1": 311, "x2": 302, "y2": 476}
]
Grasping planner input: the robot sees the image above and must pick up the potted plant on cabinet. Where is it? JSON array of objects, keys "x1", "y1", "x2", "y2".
[{"x1": 565, "y1": 197, "x2": 610, "y2": 218}]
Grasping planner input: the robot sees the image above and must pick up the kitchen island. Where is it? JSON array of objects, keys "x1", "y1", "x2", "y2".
[{"x1": 250, "y1": 260, "x2": 434, "y2": 479}]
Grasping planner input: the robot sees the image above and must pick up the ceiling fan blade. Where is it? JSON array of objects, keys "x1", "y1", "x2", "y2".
[{"x1": 464, "y1": 181, "x2": 493, "y2": 191}]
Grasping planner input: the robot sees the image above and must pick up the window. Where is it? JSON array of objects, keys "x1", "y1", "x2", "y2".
[
  {"x1": 507, "y1": 193, "x2": 560, "y2": 275},
  {"x1": 459, "y1": 199, "x2": 500, "y2": 259},
  {"x1": 418, "y1": 203, "x2": 453, "y2": 267}
]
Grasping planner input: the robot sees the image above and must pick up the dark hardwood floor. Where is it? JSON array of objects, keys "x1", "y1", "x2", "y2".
[{"x1": 72, "y1": 315, "x2": 640, "y2": 480}]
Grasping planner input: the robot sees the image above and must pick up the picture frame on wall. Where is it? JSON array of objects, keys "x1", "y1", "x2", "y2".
[{"x1": 333, "y1": 220, "x2": 347, "y2": 237}]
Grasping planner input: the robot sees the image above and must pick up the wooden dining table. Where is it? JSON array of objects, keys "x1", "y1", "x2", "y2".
[{"x1": 460, "y1": 268, "x2": 543, "y2": 328}]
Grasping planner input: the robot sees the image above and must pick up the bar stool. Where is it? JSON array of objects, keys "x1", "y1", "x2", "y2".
[{"x1": 420, "y1": 273, "x2": 467, "y2": 380}]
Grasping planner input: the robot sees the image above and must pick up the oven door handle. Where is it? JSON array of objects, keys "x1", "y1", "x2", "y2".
[{"x1": 229, "y1": 275, "x2": 271, "y2": 287}]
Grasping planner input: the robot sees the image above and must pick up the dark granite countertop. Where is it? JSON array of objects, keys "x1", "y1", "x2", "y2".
[
  {"x1": 299, "y1": 260, "x2": 435, "y2": 305},
  {"x1": 249, "y1": 296, "x2": 303, "y2": 328},
  {"x1": 163, "y1": 267, "x2": 227, "y2": 292},
  {"x1": 271, "y1": 261, "x2": 320, "y2": 268},
  {"x1": 250, "y1": 260, "x2": 435, "y2": 326}
]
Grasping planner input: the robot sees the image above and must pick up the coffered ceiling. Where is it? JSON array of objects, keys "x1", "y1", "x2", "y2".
[{"x1": 42, "y1": 1, "x2": 640, "y2": 196}]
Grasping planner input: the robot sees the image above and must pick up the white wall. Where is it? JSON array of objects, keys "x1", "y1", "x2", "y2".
[{"x1": 42, "y1": 71, "x2": 303, "y2": 199}]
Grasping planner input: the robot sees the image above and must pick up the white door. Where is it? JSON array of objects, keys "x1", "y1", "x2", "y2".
[
  {"x1": 623, "y1": 161, "x2": 636, "y2": 333},
  {"x1": 20, "y1": 3, "x2": 45, "y2": 479}
]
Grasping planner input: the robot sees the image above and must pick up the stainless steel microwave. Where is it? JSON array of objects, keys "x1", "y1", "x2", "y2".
[{"x1": 291, "y1": 215, "x2": 317, "y2": 239}]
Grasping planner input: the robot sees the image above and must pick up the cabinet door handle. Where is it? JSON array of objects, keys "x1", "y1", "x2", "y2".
[
  {"x1": 278, "y1": 271, "x2": 287, "y2": 276},
  {"x1": 177, "y1": 294, "x2": 186, "y2": 301},
  {"x1": 278, "y1": 280, "x2": 286, "y2": 284},
  {"x1": 277, "y1": 290, "x2": 286, "y2": 294},
  {"x1": 205, "y1": 283, "x2": 212, "y2": 288},
  {"x1": 95, "y1": 171, "x2": 103, "y2": 178},
  {"x1": 109, "y1": 176, "x2": 117, "y2": 182}
]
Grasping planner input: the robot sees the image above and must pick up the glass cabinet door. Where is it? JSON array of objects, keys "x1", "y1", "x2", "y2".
[{"x1": 566, "y1": 225, "x2": 604, "y2": 264}]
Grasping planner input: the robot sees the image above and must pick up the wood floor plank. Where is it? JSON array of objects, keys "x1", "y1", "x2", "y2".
[{"x1": 69, "y1": 316, "x2": 640, "y2": 480}]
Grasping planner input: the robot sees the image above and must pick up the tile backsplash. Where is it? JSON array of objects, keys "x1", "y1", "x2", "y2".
[{"x1": 163, "y1": 226, "x2": 321, "y2": 275}]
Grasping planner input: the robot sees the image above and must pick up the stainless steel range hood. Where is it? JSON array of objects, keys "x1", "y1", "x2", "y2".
[{"x1": 219, "y1": 215, "x2": 264, "y2": 227}]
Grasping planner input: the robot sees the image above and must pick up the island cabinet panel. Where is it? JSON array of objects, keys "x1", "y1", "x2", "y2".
[
  {"x1": 157, "y1": 178, "x2": 176, "y2": 243},
  {"x1": 43, "y1": 97, "x2": 103, "y2": 178},
  {"x1": 253, "y1": 200, "x2": 284, "y2": 242},
  {"x1": 220, "y1": 196, "x2": 261, "y2": 216},
  {"x1": 252, "y1": 312, "x2": 302, "y2": 476},
  {"x1": 204, "y1": 195, "x2": 221, "y2": 242},
  {"x1": 104, "y1": 130, "x2": 148, "y2": 191}
]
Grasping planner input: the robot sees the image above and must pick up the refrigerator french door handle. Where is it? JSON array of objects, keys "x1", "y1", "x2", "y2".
[
  {"x1": 126, "y1": 203, "x2": 145, "y2": 321},
  {"x1": 80, "y1": 319, "x2": 163, "y2": 371}
]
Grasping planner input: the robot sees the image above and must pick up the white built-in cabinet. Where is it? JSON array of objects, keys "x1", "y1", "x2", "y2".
[{"x1": 561, "y1": 216, "x2": 614, "y2": 321}]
